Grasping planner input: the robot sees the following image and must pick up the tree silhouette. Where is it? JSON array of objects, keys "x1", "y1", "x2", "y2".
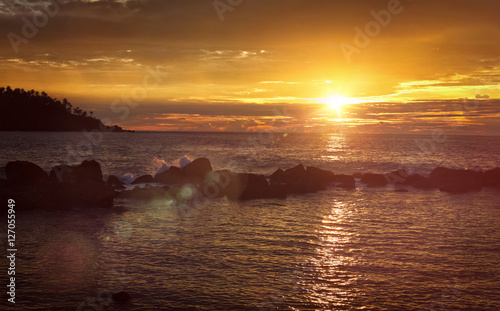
[{"x1": 0, "y1": 86, "x2": 130, "y2": 132}]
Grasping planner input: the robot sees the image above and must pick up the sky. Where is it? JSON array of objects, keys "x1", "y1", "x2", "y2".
[{"x1": 1, "y1": 0, "x2": 499, "y2": 134}]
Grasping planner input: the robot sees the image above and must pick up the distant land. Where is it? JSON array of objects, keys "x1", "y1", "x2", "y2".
[{"x1": 0, "y1": 86, "x2": 131, "y2": 132}]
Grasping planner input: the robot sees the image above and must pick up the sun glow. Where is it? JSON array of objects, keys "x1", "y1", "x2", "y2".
[{"x1": 322, "y1": 95, "x2": 359, "y2": 116}]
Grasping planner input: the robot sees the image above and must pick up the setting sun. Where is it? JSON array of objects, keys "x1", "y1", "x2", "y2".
[{"x1": 323, "y1": 95, "x2": 359, "y2": 115}]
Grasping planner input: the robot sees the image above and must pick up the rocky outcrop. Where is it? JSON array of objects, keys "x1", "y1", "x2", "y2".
[
  {"x1": 225, "y1": 173, "x2": 286, "y2": 201},
  {"x1": 6, "y1": 161, "x2": 48, "y2": 186},
  {"x1": 482, "y1": 168, "x2": 500, "y2": 187},
  {"x1": 1, "y1": 160, "x2": 115, "y2": 210},
  {"x1": 429, "y1": 167, "x2": 482, "y2": 194},
  {"x1": 153, "y1": 166, "x2": 188, "y2": 185},
  {"x1": 131, "y1": 175, "x2": 154, "y2": 184},
  {"x1": 360, "y1": 173, "x2": 387, "y2": 187},
  {"x1": 182, "y1": 157, "x2": 212, "y2": 185},
  {"x1": 2, "y1": 157, "x2": 497, "y2": 210}
]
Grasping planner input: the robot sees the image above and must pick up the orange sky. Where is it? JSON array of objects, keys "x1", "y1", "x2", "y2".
[{"x1": 1, "y1": 0, "x2": 499, "y2": 134}]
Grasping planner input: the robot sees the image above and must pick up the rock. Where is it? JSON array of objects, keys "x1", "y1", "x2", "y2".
[
  {"x1": 6, "y1": 161, "x2": 48, "y2": 186},
  {"x1": 482, "y1": 168, "x2": 500, "y2": 187},
  {"x1": 430, "y1": 167, "x2": 483, "y2": 194},
  {"x1": 225, "y1": 173, "x2": 286, "y2": 200},
  {"x1": 333, "y1": 174, "x2": 356, "y2": 189},
  {"x1": 154, "y1": 166, "x2": 188, "y2": 185},
  {"x1": 49, "y1": 160, "x2": 104, "y2": 185},
  {"x1": 403, "y1": 174, "x2": 425, "y2": 186},
  {"x1": 107, "y1": 175, "x2": 125, "y2": 186},
  {"x1": 386, "y1": 169, "x2": 409, "y2": 184},
  {"x1": 269, "y1": 169, "x2": 284, "y2": 186},
  {"x1": 68, "y1": 179, "x2": 115, "y2": 208},
  {"x1": 360, "y1": 173, "x2": 387, "y2": 187},
  {"x1": 304, "y1": 166, "x2": 336, "y2": 187},
  {"x1": 182, "y1": 158, "x2": 213, "y2": 184},
  {"x1": 71, "y1": 160, "x2": 103, "y2": 183},
  {"x1": 412, "y1": 177, "x2": 438, "y2": 190},
  {"x1": 270, "y1": 164, "x2": 306, "y2": 185},
  {"x1": 440, "y1": 182, "x2": 481, "y2": 194},
  {"x1": 112, "y1": 291, "x2": 131, "y2": 303},
  {"x1": 117, "y1": 185, "x2": 170, "y2": 201},
  {"x1": 131, "y1": 174, "x2": 154, "y2": 184},
  {"x1": 352, "y1": 173, "x2": 363, "y2": 179}
]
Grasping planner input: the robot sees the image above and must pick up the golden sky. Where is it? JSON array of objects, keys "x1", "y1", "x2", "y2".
[{"x1": 1, "y1": 0, "x2": 499, "y2": 134}]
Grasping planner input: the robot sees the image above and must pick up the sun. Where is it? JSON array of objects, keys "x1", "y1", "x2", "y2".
[{"x1": 323, "y1": 95, "x2": 359, "y2": 115}]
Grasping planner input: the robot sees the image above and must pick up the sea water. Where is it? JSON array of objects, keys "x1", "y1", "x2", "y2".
[{"x1": 0, "y1": 132, "x2": 499, "y2": 310}]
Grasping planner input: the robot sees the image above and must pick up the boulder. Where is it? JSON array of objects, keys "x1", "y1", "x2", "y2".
[
  {"x1": 182, "y1": 158, "x2": 213, "y2": 184},
  {"x1": 270, "y1": 164, "x2": 306, "y2": 185},
  {"x1": 334, "y1": 175, "x2": 356, "y2": 189},
  {"x1": 403, "y1": 174, "x2": 425, "y2": 186},
  {"x1": 154, "y1": 166, "x2": 188, "y2": 185},
  {"x1": 131, "y1": 174, "x2": 154, "y2": 184},
  {"x1": 68, "y1": 179, "x2": 115, "y2": 208},
  {"x1": 107, "y1": 175, "x2": 125, "y2": 186},
  {"x1": 482, "y1": 168, "x2": 500, "y2": 187},
  {"x1": 71, "y1": 160, "x2": 103, "y2": 183},
  {"x1": 5, "y1": 161, "x2": 48, "y2": 186},
  {"x1": 360, "y1": 173, "x2": 387, "y2": 187},
  {"x1": 304, "y1": 166, "x2": 336, "y2": 186},
  {"x1": 386, "y1": 169, "x2": 409, "y2": 184},
  {"x1": 429, "y1": 167, "x2": 483, "y2": 194},
  {"x1": 225, "y1": 173, "x2": 286, "y2": 200},
  {"x1": 49, "y1": 160, "x2": 104, "y2": 185}
]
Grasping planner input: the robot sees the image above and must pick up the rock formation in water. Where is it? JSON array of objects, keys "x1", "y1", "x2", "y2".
[{"x1": 0, "y1": 157, "x2": 498, "y2": 211}]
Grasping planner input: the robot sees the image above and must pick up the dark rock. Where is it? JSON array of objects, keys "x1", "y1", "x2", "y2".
[
  {"x1": 482, "y1": 168, "x2": 500, "y2": 187},
  {"x1": 333, "y1": 174, "x2": 356, "y2": 189},
  {"x1": 182, "y1": 158, "x2": 213, "y2": 184},
  {"x1": 304, "y1": 166, "x2": 336, "y2": 187},
  {"x1": 225, "y1": 173, "x2": 286, "y2": 200},
  {"x1": 6, "y1": 161, "x2": 48, "y2": 186},
  {"x1": 360, "y1": 173, "x2": 387, "y2": 187},
  {"x1": 440, "y1": 182, "x2": 481, "y2": 194},
  {"x1": 269, "y1": 169, "x2": 284, "y2": 186},
  {"x1": 112, "y1": 291, "x2": 131, "y2": 303},
  {"x1": 117, "y1": 186, "x2": 170, "y2": 201},
  {"x1": 71, "y1": 160, "x2": 103, "y2": 183},
  {"x1": 68, "y1": 179, "x2": 115, "y2": 208},
  {"x1": 131, "y1": 174, "x2": 154, "y2": 184},
  {"x1": 412, "y1": 177, "x2": 438, "y2": 190},
  {"x1": 403, "y1": 174, "x2": 425, "y2": 186},
  {"x1": 49, "y1": 160, "x2": 104, "y2": 185},
  {"x1": 352, "y1": 173, "x2": 363, "y2": 179},
  {"x1": 429, "y1": 167, "x2": 483, "y2": 194},
  {"x1": 107, "y1": 175, "x2": 125, "y2": 186},
  {"x1": 154, "y1": 166, "x2": 188, "y2": 185},
  {"x1": 270, "y1": 164, "x2": 306, "y2": 185},
  {"x1": 386, "y1": 169, "x2": 409, "y2": 184}
]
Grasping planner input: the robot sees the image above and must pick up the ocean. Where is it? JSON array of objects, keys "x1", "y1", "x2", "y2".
[{"x1": 0, "y1": 131, "x2": 499, "y2": 310}]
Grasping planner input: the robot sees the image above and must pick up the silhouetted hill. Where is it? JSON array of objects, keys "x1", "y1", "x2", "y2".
[{"x1": 0, "y1": 86, "x2": 131, "y2": 132}]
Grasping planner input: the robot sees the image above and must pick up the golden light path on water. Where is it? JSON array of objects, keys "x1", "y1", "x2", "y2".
[{"x1": 305, "y1": 200, "x2": 362, "y2": 308}]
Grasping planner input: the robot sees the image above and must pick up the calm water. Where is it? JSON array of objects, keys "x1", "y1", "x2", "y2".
[{"x1": 1, "y1": 132, "x2": 499, "y2": 311}]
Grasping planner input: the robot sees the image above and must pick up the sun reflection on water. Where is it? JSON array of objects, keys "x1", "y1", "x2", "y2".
[{"x1": 304, "y1": 201, "x2": 362, "y2": 309}]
